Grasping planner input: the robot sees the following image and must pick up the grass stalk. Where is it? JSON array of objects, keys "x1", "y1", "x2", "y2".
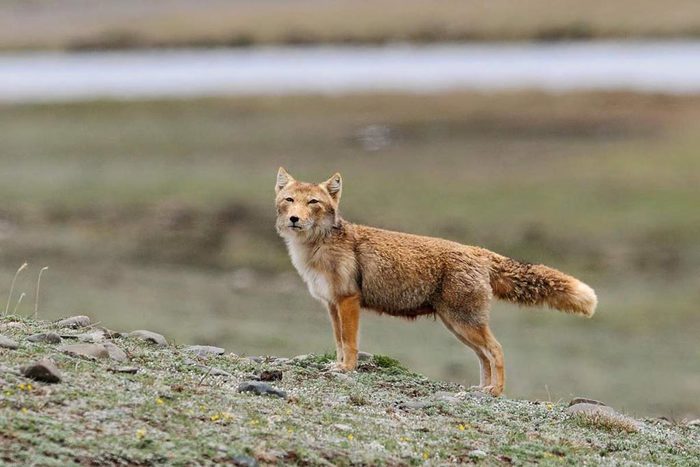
[
  {"x1": 34, "y1": 267, "x2": 49, "y2": 319},
  {"x1": 4, "y1": 262, "x2": 28, "y2": 317}
]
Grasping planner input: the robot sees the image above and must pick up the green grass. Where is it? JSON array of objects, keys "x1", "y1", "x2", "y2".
[
  {"x1": 0, "y1": 92, "x2": 699, "y2": 418},
  {"x1": 1, "y1": 317, "x2": 699, "y2": 465}
]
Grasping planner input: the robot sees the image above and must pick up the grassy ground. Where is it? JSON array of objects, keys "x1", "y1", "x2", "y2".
[
  {"x1": 1, "y1": 316, "x2": 698, "y2": 465},
  {"x1": 2, "y1": 0, "x2": 700, "y2": 50},
  {"x1": 0, "y1": 92, "x2": 699, "y2": 418}
]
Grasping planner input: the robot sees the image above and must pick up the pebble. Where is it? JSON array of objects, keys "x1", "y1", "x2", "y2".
[
  {"x1": 55, "y1": 315, "x2": 91, "y2": 329},
  {"x1": 27, "y1": 332, "x2": 62, "y2": 344},
  {"x1": 107, "y1": 366, "x2": 139, "y2": 374},
  {"x1": 566, "y1": 403, "x2": 618, "y2": 417},
  {"x1": 76, "y1": 330, "x2": 106, "y2": 343},
  {"x1": 128, "y1": 330, "x2": 168, "y2": 346},
  {"x1": 237, "y1": 381, "x2": 287, "y2": 398},
  {"x1": 569, "y1": 397, "x2": 607, "y2": 407},
  {"x1": 688, "y1": 419, "x2": 700, "y2": 427},
  {"x1": 433, "y1": 391, "x2": 461, "y2": 404},
  {"x1": 468, "y1": 449, "x2": 487, "y2": 459},
  {"x1": 184, "y1": 345, "x2": 225, "y2": 357},
  {"x1": 357, "y1": 351, "x2": 374, "y2": 361},
  {"x1": 258, "y1": 369, "x2": 283, "y2": 382},
  {"x1": 231, "y1": 454, "x2": 259, "y2": 467},
  {"x1": 103, "y1": 342, "x2": 128, "y2": 362},
  {"x1": 21, "y1": 358, "x2": 62, "y2": 383},
  {"x1": 58, "y1": 343, "x2": 110, "y2": 359},
  {"x1": 0, "y1": 334, "x2": 19, "y2": 349}
]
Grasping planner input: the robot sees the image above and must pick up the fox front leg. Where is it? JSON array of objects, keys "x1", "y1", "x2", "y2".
[
  {"x1": 336, "y1": 294, "x2": 361, "y2": 371},
  {"x1": 326, "y1": 303, "x2": 344, "y2": 366}
]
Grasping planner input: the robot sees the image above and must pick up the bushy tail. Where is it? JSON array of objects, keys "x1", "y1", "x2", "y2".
[{"x1": 488, "y1": 253, "x2": 597, "y2": 317}]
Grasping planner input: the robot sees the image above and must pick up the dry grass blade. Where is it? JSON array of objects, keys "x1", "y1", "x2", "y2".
[
  {"x1": 4, "y1": 262, "x2": 28, "y2": 317},
  {"x1": 34, "y1": 266, "x2": 49, "y2": 319}
]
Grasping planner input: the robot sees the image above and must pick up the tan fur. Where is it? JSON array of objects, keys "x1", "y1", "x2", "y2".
[{"x1": 275, "y1": 168, "x2": 597, "y2": 396}]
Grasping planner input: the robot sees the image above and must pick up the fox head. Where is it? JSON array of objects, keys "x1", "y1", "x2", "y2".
[{"x1": 274, "y1": 167, "x2": 342, "y2": 241}]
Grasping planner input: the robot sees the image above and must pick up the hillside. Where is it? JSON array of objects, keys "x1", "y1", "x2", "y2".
[{"x1": 1, "y1": 315, "x2": 698, "y2": 465}]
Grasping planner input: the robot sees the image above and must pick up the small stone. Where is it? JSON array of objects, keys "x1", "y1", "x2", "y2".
[
  {"x1": 107, "y1": 366, "x2": 138, "y2": 374},
  {"x1": 27, "y1": 332, "x2": 62, "y2": 344},
  {"x1": 56, "y1": 315, "x2": 91, "y2": 329},
  {"x1": 21, "y1": 358, "x2": 62, "y2": 383},
  {"x1": 688, "y1": 419, "x2": 700, "y2": 427},
  {"x1": 566, "y1": 403, "x2": 618, "y2": 417},
  {"x1": 231, "y1": 454, "x2": 259, "y2": 467},
  {"x1": 270, "y1": 357, "x2": 290, "y2": 365},
  {"x1": 292, "y1": 354, "x2": 310, "y2": 361},
  {"x1": 128, "y1": 330, "x2": 167, "y2": 346},
  {"x1": 237, "y1": 381, "x2": 287, "y2": 398},
  {"x1": 246, "y1": 356, "x2": 264, "y2": 363},
  {"x1": 332, "y1": 372, "x2": 355, "y2": 384},
  {"x1": 0, "y1": 334, "x2": 19, "y2": 349},
  {"x1": 258, "y1": 370, "x2": 283, "y2": 382},
  {"x1": 398, "y1": 400, "x2": 432, "y2": 410},
  {"x1": 103, "y1": 342, "x2": 128, "y2": 362},
  {"x1": 433, "y1": 391, "x2": 461, "y2": 404},
  {"x1": 357, "y1": 351, "x2": 374, "y2": 361},
  {"x1": 569, "y1": 397, "x2": 607, "y2": 407},
  {"x1": 468, "y1": 449, "x2": 487, "y2": 459},
  {"x1": 76, "y1": 330, "x2": 106, "y2": 343},
  {"x1": 58, "y1": 343, "x2": 109, "y2": 359},
  {"x1": 208, "y1": 367, "x2": 232, "y2": 377},
  {"x1": 333, "y1": 423, "x2": 352, "y2": 431},
  {"x1": 184, "y1": 345, "x2": 225, "y2": 357}
]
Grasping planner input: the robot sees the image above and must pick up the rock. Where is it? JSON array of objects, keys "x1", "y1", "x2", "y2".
[
  {"x1": 569, "y1": 397, "x2": 607, "y2": 407},
  {"x1": 103, "y1": 342, "x2": 128, "y2": 362},
  {"x1": 27, "y1": 332, "x2": 62, "y2": 344},
  {"x1": 688, "y1": 419, "x2": 700, "y2": 427},
  {"x1": 184, "y1": 345, "x2": 225, "y2": 357},
  {"x1": 433, "y1": 391, "x2": 461, "y2": 404},
  {"x1": 231, "y1": 454, "x2": 259, "y2": 467},
  {"x1": 56, "y1": 315, "x2": 91, "y2": 329},
  {"x1": 398, "y1": 400, "x2": 433, "y2": 410},
  {"x1": 207, "y1": 367, "x2": 232, "y2": 377},
  {"x1": 21, "y1": 359, "x2": 61, "y2": 383},
  {"x1": 58, "y1": 343, "x2": 109, "y2": 359},
  {"x1": 258, "y1": 370, "x2": 283, "y2": 382},
  {"x1": 0, "y1": 334, "x2": 19, "y2": 349},
  {"x1": 107, "y1": 366, "x2": 138, "y2": 374},
  {"x1": 237, "y1": 381, "x2": 287, "y2": 398},
  {"x1": 128, "y1": 330, "x2": 167, "y2": 346},
  {"x1": 292, "y1": 354, "x2": 310, "y2": 361},
  {"x1": 468, "y1": 449, "x2": 487, "y2": 459},
  {"x1": 566, "y1": 403, "x2": 618, "y2": 417},
  {"x1": 333, "y1": 423, "x2": 352, "y2": 431},
  {"x1": 270, "y1": 357, "x2": 290, "y2": 365},
  {"x1": 245, "y1": 356, "x2": 264, "y2": 364},
  {"x1": 76, "y1": 330, "x2": 106, "y2": 343},
  {"x1": 357, "y1": 351, "x2": 374, "y2": 361}
]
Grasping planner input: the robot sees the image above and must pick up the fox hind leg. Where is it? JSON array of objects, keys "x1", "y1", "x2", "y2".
[{"x1": 439, "y1": 313, "x2": 505, "y2": 396}]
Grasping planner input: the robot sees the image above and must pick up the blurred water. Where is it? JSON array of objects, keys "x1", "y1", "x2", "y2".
[{"x1": 1, "y1": 41, "x2": 700, "y2": 102}]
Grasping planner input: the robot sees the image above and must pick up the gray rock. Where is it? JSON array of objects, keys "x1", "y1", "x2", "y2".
[
  {"x1": 0, "y1": 334, "x2": 18, "y2": 349},
  {"x1": 103, "y1": 342, "x2": 128, "y2": 362},
  {"x1": 237, "y1": 381, "x2": 287, "y2": 398},
  {"x1": 27, "y1": 332, "x2": 62, "y2": 344},
  {"x1": 433, "y1": 391, "x2": 461, "y2": 404},
  {"x1": 21, "y1": 358, "x2": 62, "y2": 383},
  {"x1": 56, "y1": 315, "x2": 91, "y2": 329},
  {"x1": 107, "y1": 366, "x2": 138, "y2": 374},
  {"x1": 207, "y1": 367, "x2": 232, "y2": 377},
  {"x1": 128, "y1": 330, "x2": 167, "y2": 346},
  {"x1": 184, "y1": 345, "x2": 225, "y2": 357},
  {"x1": 688, "y1": 419, "x2": 700, "y2": 427},
  {"x1": 468, "y1": 449, "x2": 487, "y2": 459},
  {"x1": 357, "y1": 351, "x2": 374, "y2": 361},
  {"x1": 569, "y1": 397, "x2": 607, "y2": 407},
  {"x1": 246, "y1": 356, "x2": 264, "y2": 363},
  {"x1": 270, "y1": 357, "x2": 290, "y2": 365},
  {"x1": 231, "y1": 454, "x2": 258, "y2": 467},
  {"x1": 58, "y1": 343, "x2": 109, "y2": 359},
  {"x1": 398, "y1": 400, "x2": 433, "y2": 410},
  {"x1": 566, "y1": 403, "x2": 618, "y2": 417},
  {"x1": 76, "y1": 330, "x2": 106, "y2": 343}
]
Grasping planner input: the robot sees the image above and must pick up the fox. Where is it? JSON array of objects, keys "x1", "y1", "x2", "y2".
[{"x1": 274, "y1": 167, "x2": 597, "y2": 396}]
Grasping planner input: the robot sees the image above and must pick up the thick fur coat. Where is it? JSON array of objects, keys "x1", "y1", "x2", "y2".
[{"x1": 275, "y1": 168, "x2": 597, "y2": 396}]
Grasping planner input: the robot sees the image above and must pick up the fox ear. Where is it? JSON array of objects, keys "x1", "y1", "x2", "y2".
[
  {"x1": 276, "y1": 167, "x2": 294, "y2": 193},
  {"x1": 322, "y1": 172, "x2": 342, "y2": 201}
]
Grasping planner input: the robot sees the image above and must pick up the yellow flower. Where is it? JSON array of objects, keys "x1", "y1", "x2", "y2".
[
  {"x1": 210, "y1": 414, "x2": 220, "y2": 422},
  {"x1": 156, "y1": 398, "x2": 164, "y2": 405},
  {"x1": 20, "y1": 407, "x2": 28, "y2": 413},
  {"x1": 135, "y1": 428, "x2": 146, "y2": 439},
  {"x1": 423, "y1": 451, "x2": 429, "y2": 460},
  {"x1": 546, "y1": 403, "x2": 553, "y2": 411},
  {"x1": 458, "y1": 424, "x2": 466, "y2": 431},
  {"x1": 347, "y1": 434, "x2": 354, "y2": 441}
]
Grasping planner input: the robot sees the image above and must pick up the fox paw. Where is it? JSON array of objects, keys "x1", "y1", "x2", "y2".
[
  {"x1": 327, "y1": 362, "x2": 348, "y2": 372},
  {"x1": 479, "y1": 385, "x2": 503, "y2": 397}
]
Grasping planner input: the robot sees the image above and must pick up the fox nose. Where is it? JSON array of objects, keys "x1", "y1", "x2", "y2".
[{"x1": 289, "y1": 216, "x2": 299, "y2": 224}]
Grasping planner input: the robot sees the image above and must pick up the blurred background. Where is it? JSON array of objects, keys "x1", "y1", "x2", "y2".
[{"x1": 0, "y1": 1, "x2": 698, "y2": 418}]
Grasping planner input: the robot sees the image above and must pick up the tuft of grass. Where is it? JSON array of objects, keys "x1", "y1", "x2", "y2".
[
  {"x1": 373, "y1": 354, "x2": 408, "y2": 372},
  {"x1": 572, "y1": 412, "x2": 640, "y2": 433}
]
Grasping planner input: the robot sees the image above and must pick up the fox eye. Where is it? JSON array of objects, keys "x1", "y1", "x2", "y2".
[
  {"x1": 308, "y1": 199, "x2": 319, "y2": 204},
  {"x1": 285, "y1": 197, "x2": 294, "y2": 202}
]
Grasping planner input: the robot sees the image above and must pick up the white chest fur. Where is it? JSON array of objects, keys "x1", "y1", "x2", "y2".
[{"x1": 286, "y1": 241, "x2": 334, "y2": 303}]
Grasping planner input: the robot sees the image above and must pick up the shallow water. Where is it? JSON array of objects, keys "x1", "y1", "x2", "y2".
[{"x1": 1, "y1": 41, "x2": 700, "y2": 102}]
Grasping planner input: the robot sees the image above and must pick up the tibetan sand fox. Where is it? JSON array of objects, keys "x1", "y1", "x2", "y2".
[{"x1": 275, "y1": 168, "x2": 597, "y2": 396}]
